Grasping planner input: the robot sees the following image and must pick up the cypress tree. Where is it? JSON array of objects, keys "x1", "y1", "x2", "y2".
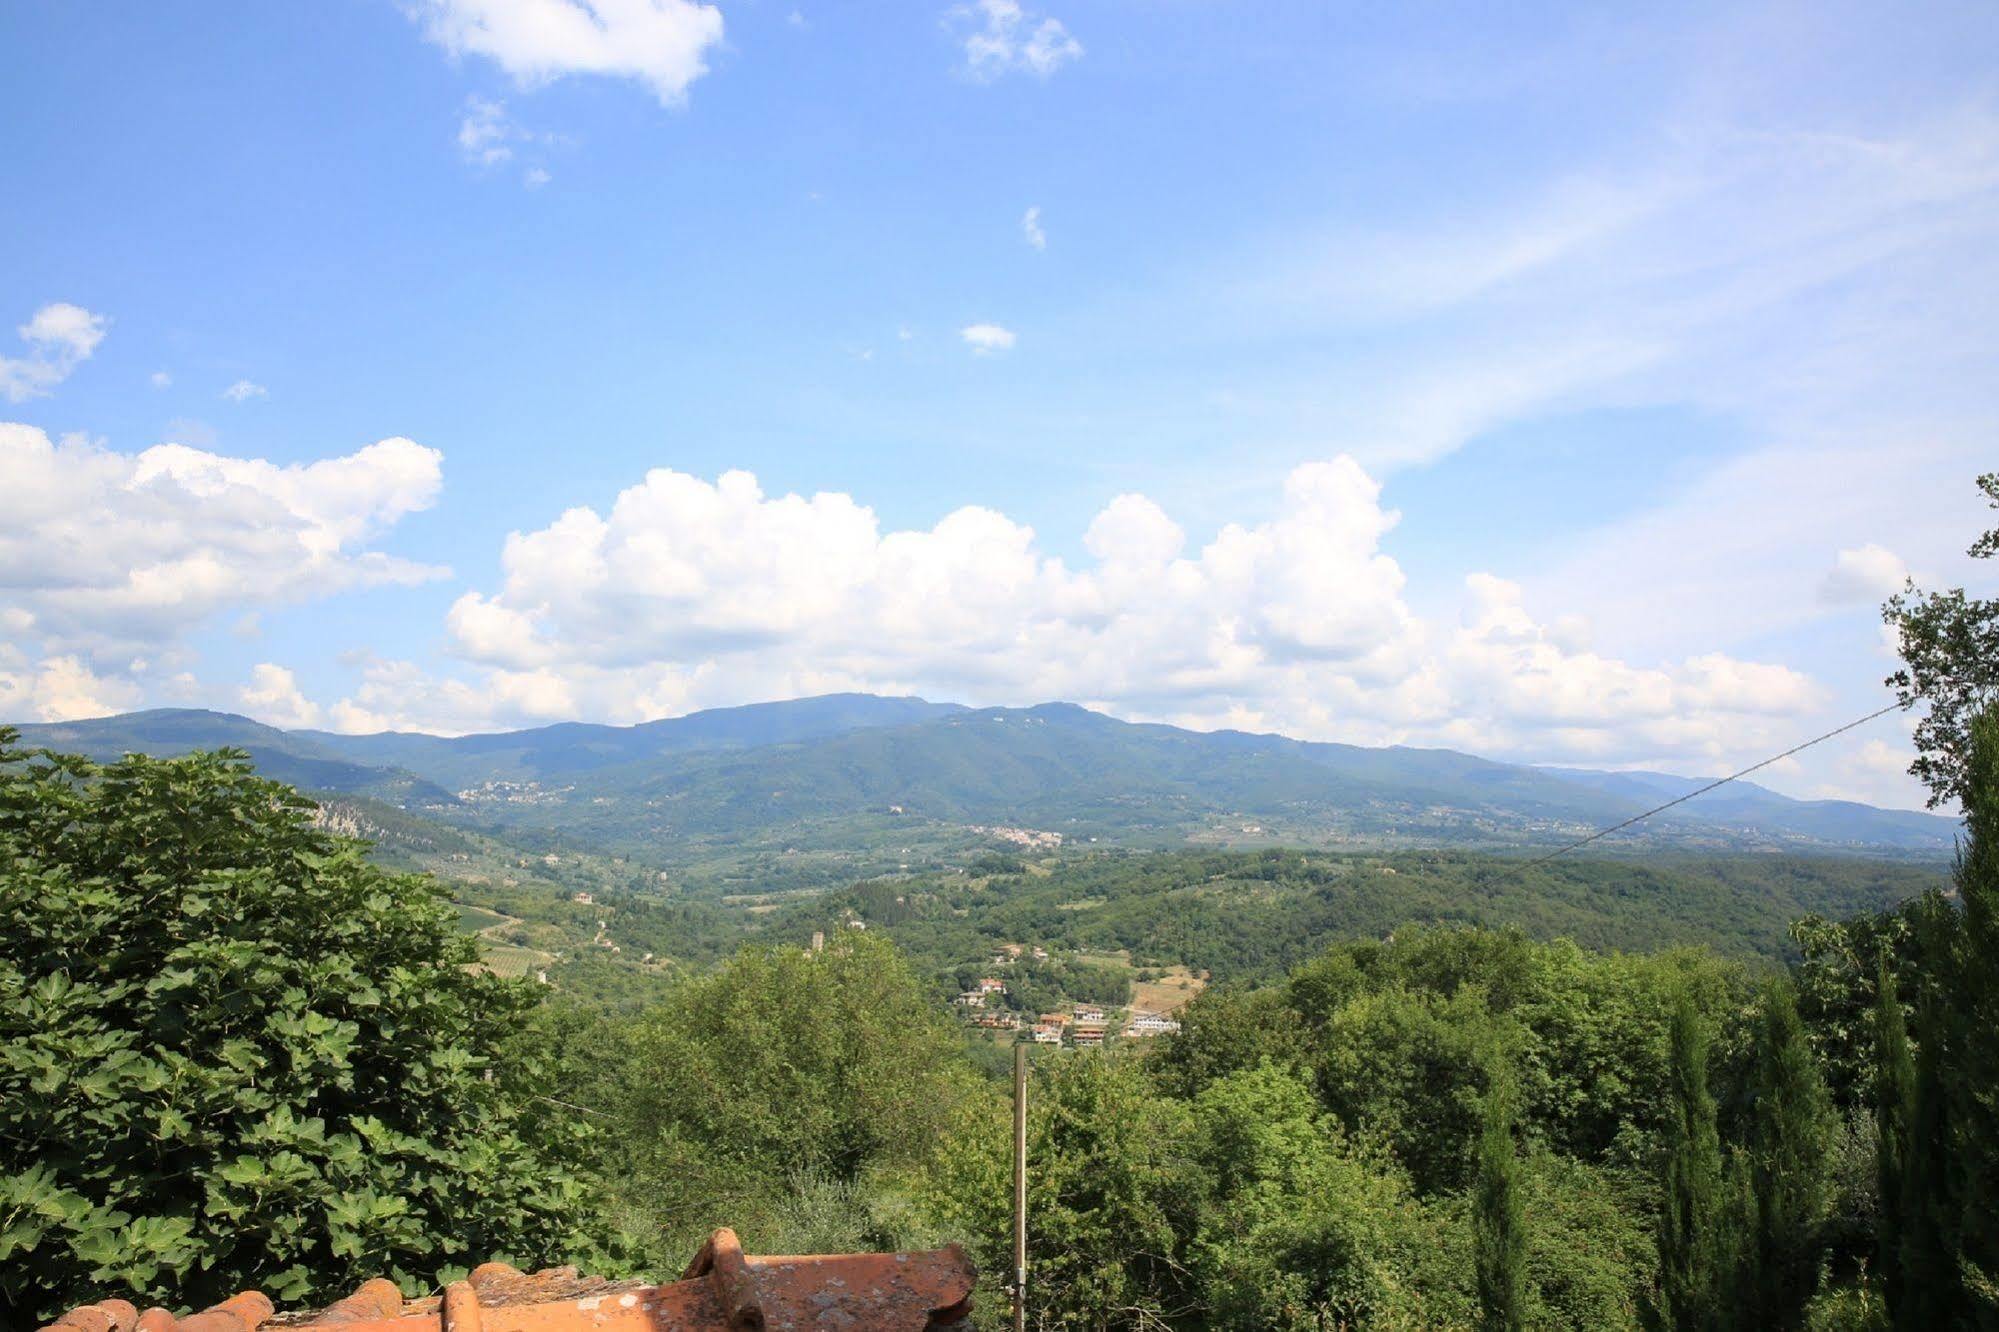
[
  {"x1": 1954, "y1": 706, "x2": 1999, "y2": 1324},
  {"x1": 1743, "y1": 977, "x2": 1835, "y2": 1330},
  {"x1": 1901, "y1": 989, "x2": 1959, "y2": 1327},
  {"x1": 1660, "y1": 994, "x2": 1725, "y2": 1331},
  {"x1": 1873, "y1": 952, "x2": 1915, "y2": 1325},
  {"x1": 1723, "y1": 1150, "x2": 1760, "y2": 1330},
  {"x1": 1474, "y1": 1065, "x2": 1529, "y2": 1332}
]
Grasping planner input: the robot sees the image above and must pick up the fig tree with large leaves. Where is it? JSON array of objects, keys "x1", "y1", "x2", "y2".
[{"x1": 0, "y1": 738, "x2": 614, "y2": 1323}]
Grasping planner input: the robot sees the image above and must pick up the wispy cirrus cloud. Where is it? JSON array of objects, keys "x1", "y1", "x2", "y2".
[
  {"x1": 1021, "y1": 205, "x2": 1046, "y2": 250},
  {"x1": 457, "y1": 95, "x2": 519, "y2": 164},
  {"x1": 952, "y1": 0, "x2": 1080, "y2": 82}
]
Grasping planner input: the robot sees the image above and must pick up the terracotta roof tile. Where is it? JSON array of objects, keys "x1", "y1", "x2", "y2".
[{"x1": 47, "y1": 1230, "x2": 975, "y2": 1332}]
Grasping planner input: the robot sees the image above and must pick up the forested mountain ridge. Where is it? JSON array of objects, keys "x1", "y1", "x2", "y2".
[
  {"x1": 299, "y1": 692, "x2": 965, "y2": 787},
  {"x1": 9, "y1": 694, "x2": 1957, "y2": 860},
  {"x1": 8, "y1": 708, "x2": 459, "y2": 805}
]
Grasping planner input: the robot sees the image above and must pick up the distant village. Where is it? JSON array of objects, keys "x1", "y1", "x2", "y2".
[{"x1": 950, "y1": 941, "x2": 1184, "y2": 1048}]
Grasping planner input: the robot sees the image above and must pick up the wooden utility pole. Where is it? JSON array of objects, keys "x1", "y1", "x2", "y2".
[{"x1": 1013, "y1": 1040, "x2": 1028, "y2": 1332}]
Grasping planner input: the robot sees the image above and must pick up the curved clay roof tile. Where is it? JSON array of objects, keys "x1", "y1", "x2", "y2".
[{"x1": 41, "y1": 1231, "x2": 975, "y2": 1332}]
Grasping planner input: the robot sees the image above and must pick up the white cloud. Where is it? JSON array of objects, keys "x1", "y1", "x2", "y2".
[
  {"x1": 1161, "y1": 94, "x2": 1999, "y2": 734},
  {"x1": 960, "y1": 323, "x2": 1017, "y2": 354},
  {"x1": 1194, "y1": 103, "x2": 1999, "y2": 494},
  {"x1": 457, "y1": 96, "x2": 562, "y2": 183},
  {"x1": 0, "y1": 303, "x2": 108, "y2": 403},
  {"x1": 1021, "y1": 205, "x2": 1046, "y2": 250},
  {"x1": 1819, "y1": 543, "x2": 1910, "y2": 604},
  {"x1": 239, "y1": 663, "x2": 324, "y2": 729},
  {"x1": 222, "y1": 380, "x2": 267, "y2": 402},
  {"x1": 407, "y1": 455, "x2": 1818, "y2": 765},
  {"x1": 150, "y1": 370, "x2": 172, "y2": 389},
  {"x1": 324, "y1": 652, "x2": 582, "y2": 735},
  {"x1": 0, "y1": 649, "x2": 143, "y2": 723},
  {"x1": 1794, "y1": 713, "x2": 1930, "y2": 810},
  {"x1": 458, "y1": 95, "x2": 517, "y2": 164},
  {"x1": 954, "y1": 0, "x2": 1081, "y2": 82},
  {"x1": 412, "y1": 0, "x2": 725, "y2": 105},
  {"x1": 0, "y1": 422, "x2": 446, "y2": 660}
]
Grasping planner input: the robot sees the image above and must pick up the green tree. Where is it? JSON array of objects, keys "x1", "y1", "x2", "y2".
[
  {"x1": 1742, "y1": 978, "x2": 1836, "y2": 1330},
  {"x1": 1660, "y1": 995, "x2": 1726, "y2": 1331},
  {"x1": 1871, "y1": 955, "x2": 1914, "y2": 1324},
  {"x1": 1513, "y1": 1154, "x2": 1655, "y2": 1332},
  {"x1": 607, "y1": 931, "x2": 964, "y2": 1266},
  {"x1": 1952, "y1": 707, "x2": 1999, "y2": 1322},
  {"x1": 1152, "y1": 980, "x2": 1306, "y2": 1098},
  {"x1": 0, "y1": 741, "x2": 607, "y2": 1324},
  {"x1": 1474, "y1": 1064, "x2": 1529, "y2": 1332},
  {"x1": 1187, "y1": 1062, "x2": 1439, "y2": 1329},
  {"x1": 1899, "y1": 990, "x2": 1959, "y2": 1327},
  {"x1": 916, "y1": 1050, "x2": 1204, "y2": 1328},
  {"x1": 1882, "y1": 472, "x2": 1999, "y2": 809}
]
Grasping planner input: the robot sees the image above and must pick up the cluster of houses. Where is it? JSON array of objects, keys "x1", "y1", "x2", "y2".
[
  {"x1": 950, "y1": 939, "x2": 1184, "y2": 1047},
  {"x1": 957, "y1": 994, "x2": 1182, "y2": 1047},
  {"x1": 1125, "y1": 1011, "x2": 1181, "y2": 1037},
  {"x1": 954, "y1": 976, "x2": 1011, "y2": 1008},
  {"x1": 1027, "y1": 1007, "x2": 1106, "y2": 1047},
  {"x1": 968, "y1": 825, "x2": 1065, "y2": 851},
  {"x1": 1025, "y1": 1004, "x2": 1182, "y2": 1046}
]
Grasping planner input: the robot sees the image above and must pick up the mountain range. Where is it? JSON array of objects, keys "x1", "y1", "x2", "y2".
[{"x1": 4, "y1": 693, "x2": 1957, "y2": 863}]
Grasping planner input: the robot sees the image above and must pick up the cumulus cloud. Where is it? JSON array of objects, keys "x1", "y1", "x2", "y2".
[
  {"x1": 960, "y1": 323, "x2": 1017, "y2": 354},
  {"x1": 239, "y1": 663, "x2": 324, "y2": 729},
  {"x1": 150, "y1": 370, "x2": 172, "y2": 389},
  {"x1": 1433, "y1": 574, "x2": 1820, "y2": 760},
  {"x1": 319, "y1": 652, "x2": 586, "y2": 735},
  {"x1": 1021, "y1": 205, "x2": 1046, "y2": 250},
  {"x1": 0, "y1": 423, "x2": 446, "y2": 659},
  {"x1": 954, "y1": 0, "x2": 1081, "y2": 81},
  {"x1": 1819, "y1": 543, "x2": 1911, "y2": 604},
  {"x1": 0, "y1": 303, "x2": 108, "y2": 403},
  {"x1": 1794, "y1": 712, "x2": 1930, "y2": 810},
  {"x1": 413, "y1": 455, "x2": 1820, "y2": 764},
  {"x1": 222, "y1": 379, "x2": 267, "y2": 402},
  {"x1": 524, "y1": 166, "x2": 552, "y2": 189},
  {"x1": 0, "y1": 648, "x2": 143, "y2": 723},
  {"x1": 412, "y1": 0, "x2": 725, "y2": 105}
]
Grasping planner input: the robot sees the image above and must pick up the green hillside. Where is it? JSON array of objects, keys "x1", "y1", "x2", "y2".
[
  {"x1": 765, "y1": 847, "x2": 1944, "y2": 986},
  {"x1": 9, "y1": 709, "x2": 456, "y2": 805},
  {"x1": 9, "y1": 696, "x2": 1959, "y2": 863}
]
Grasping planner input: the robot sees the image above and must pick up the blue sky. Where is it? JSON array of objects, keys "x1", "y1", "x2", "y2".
[{"x1": 2, "y1": 0, "x2": 1995, "y2": 809}]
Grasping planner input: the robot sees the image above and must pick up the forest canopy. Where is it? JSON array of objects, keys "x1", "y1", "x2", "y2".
[{"x1": 4, "y1": 707, "x2": 1993, "y2": 1328}]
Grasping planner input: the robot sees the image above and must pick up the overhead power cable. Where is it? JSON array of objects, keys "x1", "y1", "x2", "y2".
[{"x1": 1512, "y1": 700, "x2": 1907, "y2": 875}]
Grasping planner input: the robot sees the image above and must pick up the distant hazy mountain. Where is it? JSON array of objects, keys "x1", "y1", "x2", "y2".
[
  {"x1": 298, "y1": 693, "x2": 964, "y2": 789},
  {"x1": 6, "y1": 694, "x2": 1958, "y2": 858},
  {"x1": 1537, "y1": 766, "x2": 1954, "y2": 853},
  {"x1": 2, "y1": 708, "x2": 458, "y2": 805}
]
